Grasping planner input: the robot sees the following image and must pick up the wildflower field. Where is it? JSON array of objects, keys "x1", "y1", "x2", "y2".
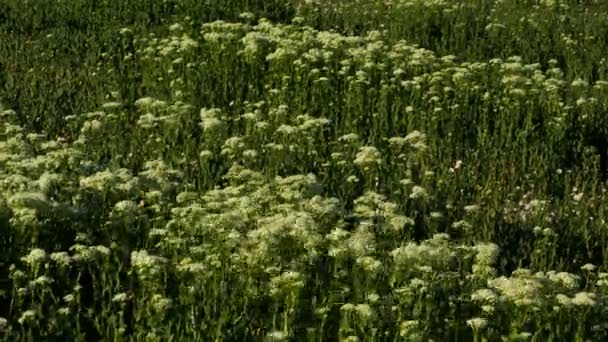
[{"x1": 3, "y1": 0, "x2": 608, "y2": 340}]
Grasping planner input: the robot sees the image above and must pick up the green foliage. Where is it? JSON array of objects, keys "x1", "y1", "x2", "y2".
[{"x1": 2, "y1": 0, "x2": 608, "y2": 340}]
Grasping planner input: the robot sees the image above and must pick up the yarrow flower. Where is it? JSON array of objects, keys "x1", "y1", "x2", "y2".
[
  {"x1": 270, "y1": 271, "x2": 304, "y2": 297},
  {"x1": 547, "y1": 271, "x2": 580, "y2": 289},
  {"x1": 0, "y1": 317, "x2": 8, "y2": 331},
  {"x1": 37, "y1": 172, "x2": 62, "y2": 195},
  {"x1": 9, "y1": 192, "x2": 50, "y2": 212},
  {"x1": 266, "y1": 330, "x2": 288, "y2": 341},
  {"x1": 404, "y1": 130, "x2": 427, "y2": 145},
  {"x1": 21, "y1": 248, "x2": 47, "y2": 266},
  {"x1": 488, "y1": 272, "x2": 545, "y2": 307},
  {"x1": 113, "y1": 200, "x2": 139, "y2": 214},
  {"x1": 18, "y1": 310, "x2": 37, "y2": 325},
  {"x1": 130, "y1": 250, "x2": 167, "y2": 279},
  {"x1": 134, "y1": 97, "x2": 155, "y2": 109},
  {"x1": 474, "y1": 243, "x2": 499, "y2": 266},
  {"x1": 63, "y1": 294, "x2": 76, "y2": 305},
  {"x1": 409, "y1": 185, "x2": 428, "y2": 201},
  {"x1": 572, "y1": 292, "x2": 596, "y2": 307},
  {"x1": 555, "y1": 294, "x2": 573, "y2": 308},
  {"x1": 151, "y1": 294, "x2": 173, "y2": 313},
  {"x1": 354, "y1": 146, "x2": 382, "y2": 170},
  {"x1": 467, "y1": 317, "x2": 488, "y2": 331},
  {"x1": 30, "y1": 275, "x2": 53, "y2": 288},
  {"x1": 464, "y1": 204, "x2": 480, "y2": 213},
  {"x1": 581, "y1": 263, "x2": 597, "y2": 272},
  {"x1": 57, "y1": 307, "x2": 70, "y2": 316},
  {"x1": 112, "y1": 292, "x2": 129, "y2": 304},
  {"x1": 354, "y1": 303, "x2": 374, "y2": 320},
  {"x1": 399, "y1": 320, "x2": 421, "y2": 337},
  {"x1": 471, "y1": 288, "x2": 497, "y2": 304},
  {"x1": 356, "y1": 256, "x2": 382, "y2": 274}
]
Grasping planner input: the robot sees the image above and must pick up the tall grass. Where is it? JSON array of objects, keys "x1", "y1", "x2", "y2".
[{"x1": 2, "y1": 0, "x2": 608, "y2": 340}]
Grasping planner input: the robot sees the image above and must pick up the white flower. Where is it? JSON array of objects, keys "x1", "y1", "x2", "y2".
[
  {"x1": 177, "y1": 258, "x2": 206, "y2": 274},
  {"x1": 430, "y1": 211, "x2": 444, "y2": 220},
  {"x1": 113, "y1": 200, "x2": 138, "y2": 214},
  {"x1": 340, "y1": 303, "x2": 356, "y2": 314},
  {"x1": 338, "y1": 133, "x2": 360, "y2": 144},
  {"x1": 30, "y1": 275, "x2": 53, "y2": 288},
  {"x1": 555, "y1": 294, "x2": 572, "y2": 308},
  {"x1": 354, "y1": 146, "x2": 382, "y2": 169},
  {"x1": 112, "y1": 292, "x2": 129, "y2": 303},
  {"x1": 511, "y1": 332, "x2": 532, "y2": 340},
  {"x1": 481, "y1": 305, "x2": 495, "y2": 314},
  {"x1": 9, "y1": 192, "x2": 49, "y2": 212},
  {"x1": 572, "y1": 292, "x2": 596, "y2": 307},
  {"x1": 18, "y1": 310, "x2": 36, "y2": 325},
  {"x1": 151, "y1": 294, "x2": 173, "y2": 313},
  {"x1": 130, "y1": 250, "x2": 167, "y2": 277},
  {"x1": 276, "y1": 124, "x2": 298, "y2": 136},
  {"x1": 471, "y1": 288, "x2": 497, "y2": 304},
  {"x1": 243, "y1": 149, "x2": 258, "y2": 159},
  {"x1": 467, "y1": 317, "x2": 488, "y2": 331},
  {"x1": 367, "y1": 292, "x2": 380, "y2": 303},
  {"x1": 547, "y1": 271, "x2": 580, "y2": 289},
  {"x1": 347, "y1": 229, "x2": 376, "y2": 257},
  {"x1": 356, "y1": 256, "x2": 382, "y2": 274},
  {"x1": 409, "y1": 186, "x2": 428, "y2": 201},
  {"x1": 169, "y1": 23, "x2": 183, "y2": 32},
  {"x1": 266, "y1": 330, "x2": 288, "y2": 341},
  {"x1": 202, "y1": 117, "x2": 225, "y2": 132},
  {"x1": 399, "y1": 320, "x2": 420, "y2": 337},
  {"x1": 464, "y1": 204, "x2": 480, "y2": 213},
  {"x1": 389, "y1": 215, "x2": 415, "y2": 231},
  {"x1": 101, "y1": 101, "x2": 122, "y2": 110},
  {"x1": 474, "y1": 243, "x2": 499, "y2": 266},
  {"x1": 134, "y1": 97, "x2": 155, "y2": 109},
  {"x1": 581, "y1": 263, "x2": 597, "y2": 272},
  {"x1": 21, "y1": 248, "x2": 47, "y2": 266},
  {"x1": 63, "y1": 294, "x2": 76, "y2": 304},
  {"x1": 404, "y1": 130, "x2": 426, "y2": 145},
  {"x1": 38, "y1": 172, "x2": 62, "y2": 195},
  {"x1": 199, "y1": 150, "x2": 213, "y2": 160},
  {"x1": 57, "y1": 307, "x2": 70, "y2": 316},
  {"x1": 488, "y1": 274, "x2": 544, "y2": 307},
  {"x1": 354, "y1": 304, "x2": 374, "y2": 320},
  {"x1": 270, "y1": 271, "x2": 304, "y2": 297},
  {"x1": 94, "y1": 245, "x2": 111, "y2": 257}
]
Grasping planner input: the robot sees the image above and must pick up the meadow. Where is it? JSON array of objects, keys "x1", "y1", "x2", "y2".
[{"x1": 2, "y1": 0, "x2": 608, "y2": 340}]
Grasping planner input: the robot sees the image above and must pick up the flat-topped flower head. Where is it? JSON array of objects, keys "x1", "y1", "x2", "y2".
[
  {"x1": 134, "y1": 97, "x2": 156, "y2": 109},
  {"x1": 547, "y1": 271, "x2": 580, "y2": 289},
  {"x1": 466, "y1": 317, "x2": 488, "y2": 331},
  {"x1": 399, "y1": 320, "x2": 421, "y2": 337},
  {"x1": 266, "y1": 330, "x2": 288, "y2": 341},
  {"x1": 9, "y1": 192, "x2": 49, "y2": 212},
  {"x1": 474, "y1": 243, "x2": 499, "y2": 266},
  {"x1": 0, "y1": 317, "x2": 7, "y2": 332},
  {"x1": 572, "y1": 292, "x2": 596, "y2": 307},
  {"x1": 354, "y1": 146, "x2": 382, "y2": 171},
  {"x1": 471, "y1": 288, "x2": 497, "y2": 304},
  {"x1": 18, "y1": 310, "x2": 37, "y2": 325},
  {"x1": 409, "y1": 186, "x2": 428, "y2": 201},
  {"x1": 50, "y1": 252, "x2": 71, "y2": 267},
  {"x1": 21, "y1": 248, "x2": 47, "y2": 266}
]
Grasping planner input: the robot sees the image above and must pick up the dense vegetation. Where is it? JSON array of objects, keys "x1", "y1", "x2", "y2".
[{"x1": 2, "y1": 0, "x2": 608, "y2": 340}]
